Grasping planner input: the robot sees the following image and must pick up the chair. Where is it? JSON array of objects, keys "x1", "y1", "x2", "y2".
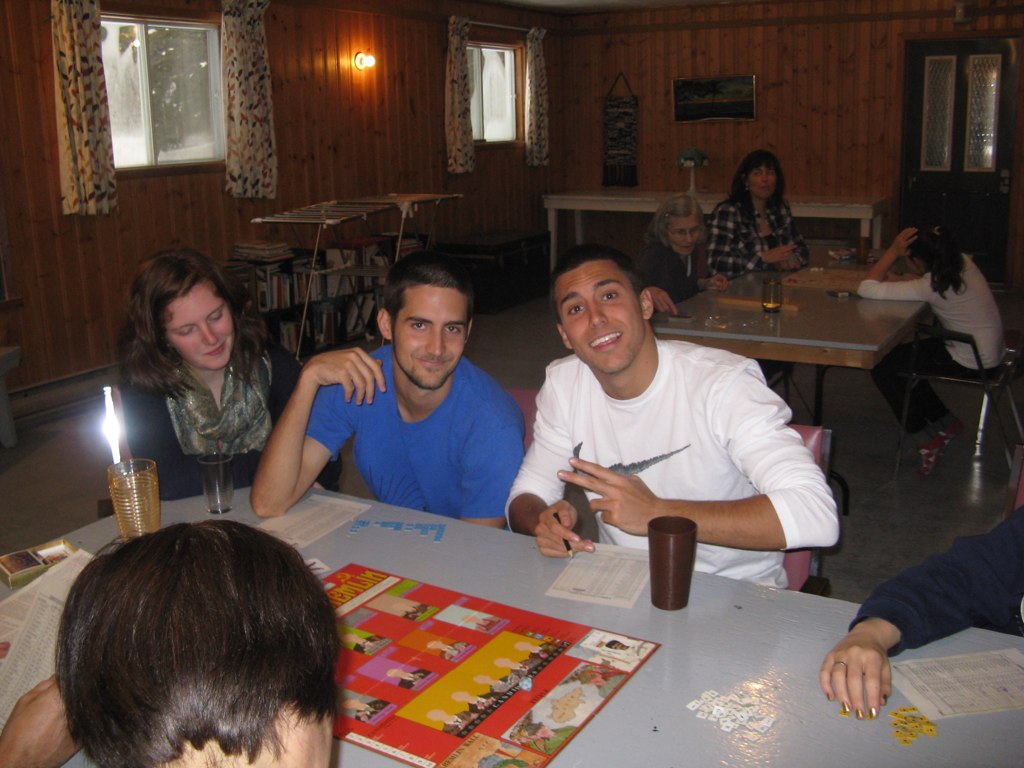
[
  {"x1": 506, "y1": 387, "x2": 539, "y2": 450},
  {"x1": 784, "y1": 424, "x2": 834, "y2": 595},
  {"x1": 895, "y1": 324, "x2": 1024, "y2": 473},
  {"x1": 763, "y1": 360, "x2": 814, "y2": 420},
  {"x1": 1004, "y1": 443, "x2": 1024, "y2": 521}
]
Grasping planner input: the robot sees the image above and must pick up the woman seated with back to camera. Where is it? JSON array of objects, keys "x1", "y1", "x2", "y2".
[
  {"x1": 708, "y1": 149, "x2": 809, "y2": 279},
  {"x1": 857, "y1": 225, "x2": 1003, "y2": 477},
  {"x1": 118, "y1": 248, "x2": 337, "y2": 500},
  {"x1": 635, "y1": 193, "x2": 727, "y2": 315}
]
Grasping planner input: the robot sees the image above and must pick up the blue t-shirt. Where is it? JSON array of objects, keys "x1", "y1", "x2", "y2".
[{"x1": 307, "y1": 348, "x2": 524, "y2": 521}]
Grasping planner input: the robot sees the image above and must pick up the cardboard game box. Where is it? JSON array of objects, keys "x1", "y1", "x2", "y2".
[{"x1": 0, "y1": 538, "x2": 79, "y2": 588}]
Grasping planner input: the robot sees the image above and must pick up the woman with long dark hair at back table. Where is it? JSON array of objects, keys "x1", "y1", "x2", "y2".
[
  {"x1": 858, "y1": 225, "x2": 1003, "y2": 477},
  {"x1": 708, "y1": 149, "x2": 809, "y2": 278}
]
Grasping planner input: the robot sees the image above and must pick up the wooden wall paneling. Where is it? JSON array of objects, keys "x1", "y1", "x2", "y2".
[
  {"x1": 836, "y1": 4, "x2": 857, "y2": 196},
  {"x1": 357, "y1": 14, "x2": 388, "y2": 199},
  {"x1": 747, "y1": 7, "x2": 767, "y2": 168},
  {"x1": 285, "y1": 4, "x2": 316, "y2": 206},
  {"x1": 36, "y1": 8, "x2": 75, "y2": 385},
  {"x1": 309, "y1": 5, "x2": 333, "y2": 200},
  {"x1": 265, "y1": 3, "x2": 301, "y2": 209},
  {"x1": 760, "y1": 5, "x2": 784, "y2": 186},
  {"x1": 813, "y1": 9, "x2": 834, "y2": 195},
  {"x1": 10, "y1": 0, "x2": 1024, "y2": 392},
  {"x1": 64, "y1": 220, "x2": 98, "y2": 373},
  {"x1": 789, "y1": 5, "x2": 811, "y2": 187},
  {"x1": 0, "y1": 2, "x2": 36, "y2": 360},
  {"x1": 869, "y1": 7, "x2": 896, "y2": 207},
  {"x1": 647, "y1": 13, "x2": 666, "y2": 192}
]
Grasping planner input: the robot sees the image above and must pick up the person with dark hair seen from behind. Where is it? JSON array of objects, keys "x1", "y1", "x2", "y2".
[
  {"x1": 118, "y1": 248, "x2": 337, "y2": 499},
  {"x1": 820, "y1": 507, "x2": 1024, "y2": 722},
  {"x1": 0, "y1": 519, "x2": 339, "y2": 768},
  {"x1": 857, "y1": 225, "x2": 1003, "y2": 476},
  {"x1": 636, "y1": 193, "x2": 728, "y2": 315},
  {"x1": 251, "y1": 251, "x2": 523, "y2": 525},
  {"x1": 708, "y1": 149, "x2": 809, "y2": 278}
]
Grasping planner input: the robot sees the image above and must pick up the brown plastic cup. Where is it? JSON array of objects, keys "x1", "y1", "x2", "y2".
[{"x1": 648, "y1": 516, "x2": 697, "y2": 610}]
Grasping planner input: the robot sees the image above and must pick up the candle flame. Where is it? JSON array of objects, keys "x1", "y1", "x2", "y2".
[{"x1": 103, "y1": 386, "x2": 121, "y2": 465}]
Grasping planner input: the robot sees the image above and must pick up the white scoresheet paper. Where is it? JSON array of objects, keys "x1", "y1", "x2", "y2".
[
  {"x1": 0, "y1": 549, "x2": 93, "y2": 729},
  {"x1": 259, "y1": 495, "x2": 370, "y2": 548},
  {"x1": 545, "y1": 543, "x2": 650, "y2": 608},
  {"x1": 893, "y1": 647, "x2": 1024, "y2": 720}
]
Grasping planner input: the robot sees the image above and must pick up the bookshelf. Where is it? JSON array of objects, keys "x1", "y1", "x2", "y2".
[{"x1": 230, "y1": 236, "x2": 405, "y2": 356}]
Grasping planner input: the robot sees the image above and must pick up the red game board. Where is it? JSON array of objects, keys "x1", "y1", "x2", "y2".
[{"x1": 325, "y1": 564, "x2": 658, "y2": 767}]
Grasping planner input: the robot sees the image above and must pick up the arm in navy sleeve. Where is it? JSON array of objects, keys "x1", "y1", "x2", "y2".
[{"x1": 853, "y1": 509, "x2": 1024, "y2": 654}]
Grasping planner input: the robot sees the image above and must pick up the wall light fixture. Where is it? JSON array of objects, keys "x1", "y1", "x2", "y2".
[{"x1": 354, "y1": 51, "x2": 376, "y2": 70}]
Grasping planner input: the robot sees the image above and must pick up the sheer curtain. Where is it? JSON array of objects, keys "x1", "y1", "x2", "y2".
[
  {"x1": 223, "y1": 0, "x2": 278, "y2": 199},
  {"x1": 50, "y1": 0, "x2": 117, "y2": 215},
  {"x1": 445, "y1": 16, "x2": 474, "y2": 174},
  {"x1": 525, "y1": 27, "x2": 549, "y2": 167}
]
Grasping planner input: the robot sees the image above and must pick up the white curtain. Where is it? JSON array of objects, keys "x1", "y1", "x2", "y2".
[
  {"x1": 445, "y1": 16, "x2": 474, "y2": 174},
  {"x1": 50, "y1": 0, "x2": 117, "y2": 215},
  {"x1": 223, "y1": 0, "x2": 278, "y2": 199},
  {"x1": 525, "y1": 27, "x2": 549, "y2": 167}
]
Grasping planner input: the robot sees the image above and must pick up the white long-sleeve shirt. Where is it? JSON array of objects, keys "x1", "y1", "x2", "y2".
[
  {"x1": 507, "y1": 340, "x2": 839, "y2": 587},
  {"x1": 858, "y1": 255, "x2": 1003, "y2": 369}
]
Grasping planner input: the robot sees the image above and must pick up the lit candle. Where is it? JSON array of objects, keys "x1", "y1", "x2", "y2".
[{"x1": 102, "y1": 386, "x2": 121, "y2": 465}]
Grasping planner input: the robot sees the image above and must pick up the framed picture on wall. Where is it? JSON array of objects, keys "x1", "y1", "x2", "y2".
[{"x1": 673, "y1": 75, "x2": 756, "y2": 122}]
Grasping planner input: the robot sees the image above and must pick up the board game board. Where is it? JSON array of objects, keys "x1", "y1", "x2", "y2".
[{"x1": 324, "y1": 564, "x2": 658, "y2": 767}]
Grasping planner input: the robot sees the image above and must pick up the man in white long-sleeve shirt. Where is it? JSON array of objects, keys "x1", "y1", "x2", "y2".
[{"x1": 506, "y1": 244, "x2": 838, "y2": 587}]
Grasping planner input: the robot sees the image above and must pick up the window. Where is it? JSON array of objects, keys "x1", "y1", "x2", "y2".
[
  {"x1": 100, "y1": 16, "x2": 224, "y2": 169},
  {"x1": 468, "y1": 44, "x2": 518, "y2": 143}
]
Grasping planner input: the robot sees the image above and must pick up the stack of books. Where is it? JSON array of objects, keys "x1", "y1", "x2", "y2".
[{"x1": 232, "y1": 241, "x2": 293, "y2": 263}]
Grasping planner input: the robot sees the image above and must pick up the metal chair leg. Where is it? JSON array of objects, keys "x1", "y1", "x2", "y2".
[
  {"x1": 895, "y1": 375, "x2": 918, "y2": 477},
  {"x1": 974, "y1": 392, "x2": 990, "y2": 457},
  {"x1": 1007, "y1": 382, "x2": 1024, "y2": 442}
]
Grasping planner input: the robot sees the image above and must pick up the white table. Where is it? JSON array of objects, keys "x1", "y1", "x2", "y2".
[
  {"x1": 543, "y1": 189, "x2": 888, "y2": 268},
  {"x1": 35, "y1": 491, "x2": 1022, "y2": 768}
]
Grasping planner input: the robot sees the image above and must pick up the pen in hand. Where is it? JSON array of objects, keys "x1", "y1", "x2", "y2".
[{"x1": 563, "y1": 538, "x2": 574, "y2": 560}]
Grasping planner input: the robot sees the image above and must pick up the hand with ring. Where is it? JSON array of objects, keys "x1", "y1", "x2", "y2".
[{"x1": 819, "y1": 618, "x2": 902, "y2": 719}]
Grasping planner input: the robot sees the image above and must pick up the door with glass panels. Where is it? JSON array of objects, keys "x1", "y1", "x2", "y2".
[{"x1": 901, "y1": 38, "x2": 1018, "y2": 283}]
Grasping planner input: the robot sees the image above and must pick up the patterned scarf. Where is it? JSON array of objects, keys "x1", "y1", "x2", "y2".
[{"x1": 166, "y1": 353, "x2": 272, "y2": 455}]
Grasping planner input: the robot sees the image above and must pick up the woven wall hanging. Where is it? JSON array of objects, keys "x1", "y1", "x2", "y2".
[{"x1": 602, "y1": 73, "x2": 638, "y2": 187}]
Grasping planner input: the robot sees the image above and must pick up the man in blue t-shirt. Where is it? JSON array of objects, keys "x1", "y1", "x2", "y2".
[{"x1": 251, "y1": 252, "x2": 523, "y2": 527}]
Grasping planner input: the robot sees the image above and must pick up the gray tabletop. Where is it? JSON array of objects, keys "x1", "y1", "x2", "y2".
[
  {"x1": 48, "y1": 492, "x2": 1023, "y2": 768},
  {"x1": 653, "y1": 268, "x2": 928, "y2": 370}
]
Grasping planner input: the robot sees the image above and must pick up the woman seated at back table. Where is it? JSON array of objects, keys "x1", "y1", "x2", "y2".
[
  {"x1": 635, "y1": 193, "x2": 727, "y2": 315},
  {"x1": 119, "y1": 248, "x2": 335, "y2": 499},
  {"x1": 708, "y1": 149, "x2": 808, "y2": 278},
  {"x1": 858, "y1": 225, "x2": 1003, "y2": 477}
]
